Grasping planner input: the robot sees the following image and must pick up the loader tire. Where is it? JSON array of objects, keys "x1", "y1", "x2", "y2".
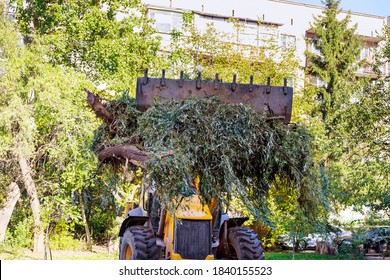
[
  {"x1": 222, "y1": 227, "x2": 265, "y2": 260},
  {"x1": 119, "y1": 225, "x2": 159, "y2": 260}
]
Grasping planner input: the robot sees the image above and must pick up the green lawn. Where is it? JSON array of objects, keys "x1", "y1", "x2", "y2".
[
  {"x1": 0, "y1": 245, "x2": 117, "y2": 260},
  {"x1": 1, "y1": 244, "x2": 361, "y2": 260},
  {"x1": 264, "y1": 251, "x2": 361, "y2": 260}
]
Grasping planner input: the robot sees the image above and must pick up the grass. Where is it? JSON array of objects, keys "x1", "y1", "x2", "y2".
[
  {"x1": 265, "y1": 251, "x2": 340, "y2": 260},
  {"x1": 3, "y1": 250, "x2": 353, "y2": 260},
  {"x1": 0, "y1": 244, "x2": 117, "y2": 260},
  {"x1": 1, "y1": 244, "x2": 363, "y2": 260},
  {"x1": 265, "y1": 250, "x2": 369, "y2": 260}
]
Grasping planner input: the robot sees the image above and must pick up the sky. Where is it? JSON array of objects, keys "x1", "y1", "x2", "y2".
[{"x1": 288, "y1": 0, "x2": 390, "y2": 17}]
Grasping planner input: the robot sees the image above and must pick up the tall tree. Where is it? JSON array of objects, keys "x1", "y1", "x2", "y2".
[
  {"x1": 340, "y1": 77, "x2": 390, "y2": 217},
  {"x1": 305, "y1": 0, "x2": 362, "y2": 129},
  {"x1": 12, "y1": 0, "x2": 161, "y2": 92},
  {"x1": 300, "y1": 0, "x2": 389, "y2": 223},
  {"x1": 0, "y1": 14, "x2": 102, "y2": 252},
  {"x1": 299, "y1": 0, "x2": 364, "y2": 213},
  {"x1": 0, "y1": 13, "x2": 45, "y2": 253},
  {"x1": 335, "y1": 26, "x2": 390, "y2": 218},
  {"x1": 2, "y1": 1, "x2": 165, "y2": 251}
]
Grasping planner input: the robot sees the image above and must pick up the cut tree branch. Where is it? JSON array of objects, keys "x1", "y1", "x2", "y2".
[
  {"x1": 98, "y1": 145, "x2": 149, "y2": 168},
  {"x1": 98, "y1": 145, "x2": 174, "y2": 169},
  {"x1": 85, "y1": 88, "x2": 114, "y2": 124}
]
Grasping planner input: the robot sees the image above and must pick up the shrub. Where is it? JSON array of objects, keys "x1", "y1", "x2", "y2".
[{"x1": 4, "y1": 217, "x2": 34, "y2": 250}]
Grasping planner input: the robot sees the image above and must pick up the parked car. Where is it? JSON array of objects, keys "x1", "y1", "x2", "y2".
[
  {"x1": 275, "y1": 234, "x2": 307, "y2": 251},
  {"x1": 339, "y1": 226, "x2": 390, "y2": 256},
  {"x1": 275, "y1": 225, "x2": 352, "y2": 251},
  {"x1": 303, "y1": 225, "x2": 352, "y2": 250},
  {"x1": 362, "y1": 227, "x2": 390, "y2": 255}
]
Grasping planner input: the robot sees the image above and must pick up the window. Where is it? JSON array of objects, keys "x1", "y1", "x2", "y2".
[
  {"x1": 149, "y1": 10, "x2": 183, "y2": 33},
  {"x1": 237, "y1": 22, "x2": 259, "y2": 46},
  {"x1": 279, "y1": 34, "x2": 296, "y2": 49},
  {"x1": 360, "y1": 46, "x2": 371, "y2": 60},
  {"x1": 309, "y1": 41, "x2": 320, "y2": 56}
]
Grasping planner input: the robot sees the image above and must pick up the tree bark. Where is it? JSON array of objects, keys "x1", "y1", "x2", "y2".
[
  {"x1": 98, "y1": 145, "x2": 149, "y2": 168},
  {"x1": 79, "y1": 190, "x2": 92, "y2": 251},
  {"x1": 98, "y1": 145, "x2": 174, "y2": 168},
  {"x1": 18, "y1": 155, "x2": 44, "y2": 254},
  {"x1": 85, "y1": 89, "x2": 114, "y2": 124},
  {"x1": 316, "y1": 241, "x2": 328, "y2": 255},
  {"x1": 0, "y1": 182, "x2": 21, "y2": 243}
]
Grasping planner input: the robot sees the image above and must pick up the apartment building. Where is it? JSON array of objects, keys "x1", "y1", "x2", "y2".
[{"x1": 143, "y1": 0, "x2": 389, "y2": 83}]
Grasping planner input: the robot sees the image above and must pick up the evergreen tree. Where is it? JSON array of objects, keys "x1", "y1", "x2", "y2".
[
  {"x1": 300, "y1": 0, "x2": 364, "y2": 213},
  {"x1": 306, "y1": 0, "x2": 362, "y2": 130}
]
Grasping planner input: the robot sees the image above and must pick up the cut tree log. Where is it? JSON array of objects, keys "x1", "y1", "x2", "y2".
[
  {"x1": 86, "y1": 89, "x2": 174, "y2": 169},
  {"x1": 98, "y1": 145, "x2": 149, "y2": 168},
  {"x1": 98, "y1": 145, "x2": 174, "y2": 169},
  {"x1": 85, "y1": 88, "x2": 114, "y2": 124}
]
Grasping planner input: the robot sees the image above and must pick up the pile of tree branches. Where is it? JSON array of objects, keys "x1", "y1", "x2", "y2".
[{"x1": 88, "y1": 89, "x2": 322, "y2": 221}]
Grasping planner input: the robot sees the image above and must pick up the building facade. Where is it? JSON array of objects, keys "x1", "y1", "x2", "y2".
[{"x1": 143, "y1": 0, "x2": 389, "y2": 83}]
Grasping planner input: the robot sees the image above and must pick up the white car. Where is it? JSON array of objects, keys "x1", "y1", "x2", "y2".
[
  {"x1": 276, "y1": 225, "x2": 352, "y2": 251},
  {"x1": 304, "y1": 226, "x2": 352, "y2": 250}
]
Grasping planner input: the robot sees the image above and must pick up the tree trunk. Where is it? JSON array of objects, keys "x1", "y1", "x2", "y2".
[
  {"x1": 0, "y1": 182, "x2": 21, "y2": 243},
  {"x1": 316, "y1": 241, "x2": 329, "y2": 255},
  {"x1": 18, "y1": 155, "x2": 44, "y2": 254},
  {"x1": 79, "y1": 190, "x2": 92, "y2": 251}
]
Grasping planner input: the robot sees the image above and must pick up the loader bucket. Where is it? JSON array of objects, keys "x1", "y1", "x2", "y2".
[{"x1": 136, "y1": 70, "x2": 293, "y2": 123}]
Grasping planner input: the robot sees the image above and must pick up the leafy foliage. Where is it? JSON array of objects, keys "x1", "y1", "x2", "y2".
[
  {"x1": 337, "y1": 74, "x2": 390, "y2": 215},
  {"x1": 12, "y1": 0, "x2": 161, "y2": 92},
  {"x1": 4, "y1": 217, "x2": 34, "y2": 250},
  {"x1": 92, "y1": 91, "x2": 140, "y2": 151},
  {"x1": 0, "y1": 14, "x2": 117, "y2": 248},
  {"x1": 163, "y1": 13, "x2": 299, "y2": 86},
  {"x1": 93, "y1": 94, "x2": 327, "y2": 224},
  {"x1": 298, "y1": 0, "x2": 390, "y2": 223},
  {"x1": 299, "y1": 0, "x2": 367, "y2": 214},
  {"x1": 4, "y1": 6, "x2": 147, "y2": 249},
  {"x1": 305, "y1": 0, "x2": 362, "y2": 125}
]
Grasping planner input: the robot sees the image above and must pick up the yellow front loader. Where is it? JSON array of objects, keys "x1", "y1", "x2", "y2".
[{"x1": 118, "y1": 70, "x2": 293, "y2": 260}]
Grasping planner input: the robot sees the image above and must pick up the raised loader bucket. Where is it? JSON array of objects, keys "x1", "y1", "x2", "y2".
[{"x1": 136, "y1": 70, "x2": 293, "y2": 123}]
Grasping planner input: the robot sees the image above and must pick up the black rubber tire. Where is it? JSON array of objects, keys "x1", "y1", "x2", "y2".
[
  {"x1": 119, "y1": 225, "x2": 159, "y2": 260},
  {"x1": 223, "y1": 227, "x2": 265, "y2": 260}
]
